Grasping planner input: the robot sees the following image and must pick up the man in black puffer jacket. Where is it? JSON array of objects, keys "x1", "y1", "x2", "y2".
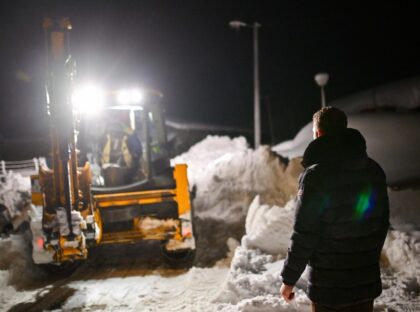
[{"x1": 280, "y1": 107, "x2": 389, "y2": 311}]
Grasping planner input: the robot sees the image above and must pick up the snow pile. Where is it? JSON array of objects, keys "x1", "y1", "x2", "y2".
[
  {"x1": 172, "y1": 136, "x2": 249, "y2": 179},
  {"x1": 172, "y1": 135, "x2": 302, "y2": 265},
  {"x1": 243, "y1": 196, "x2": 295, "y2": 256},
  {"x1": 0, "y1": 171, "x2": 31, "y2": 231},
  {"x1": 0, "y1": 172, "x2": 36, "y2": 284},
  {"x1": 213, "y1": 195, "x2": 311, "y2": 311},
  {"x1": 173, "y1": 135, "x2": 301, "y2": 223},
  {"x1": 382, "y1": 230, "x2": 420, "y2": 274},
  {"x1": 215, "y1": 246, "x2": 310, "y2": 311},
  {"x1": 376, "y1": 230, "x2": 420, "y2": 310},
  {"x1": 216, "y1": 247, "x2": 278, "y2": 302}
]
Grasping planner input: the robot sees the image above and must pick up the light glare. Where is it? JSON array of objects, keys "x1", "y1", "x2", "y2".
[
  {"x1": 117, "y1": 90, "x2": 131, "y2": 105},
  {"x1": 72, "y1": 84, "x2": 105, "y2": 114},
  {"x1": 117, "y1": 89, "x2": 144, "y2": 105},
  {"x1": 131, "y1": 89, "x2": 144, "y2": 103}
]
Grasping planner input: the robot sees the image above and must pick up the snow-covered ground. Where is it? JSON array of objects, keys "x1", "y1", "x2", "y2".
[
  {"x1": 63, "y1": 266, "x2": 229, "y2": 312},
  {"x1": 1, "y1": 135, "x2": 419, "y2": 311}
]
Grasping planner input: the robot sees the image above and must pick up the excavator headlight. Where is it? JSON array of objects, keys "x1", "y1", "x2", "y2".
[
  {"x1": 72, "y1": 84, "x2": 105, "y2": 114},
  {"x1": 117, "y1": 88, "x2": 144, "y2": 105}
]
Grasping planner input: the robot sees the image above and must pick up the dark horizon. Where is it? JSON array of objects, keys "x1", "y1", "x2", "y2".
[{"x1": 1, "y1": 1, "x2": 420, "y2": 143}]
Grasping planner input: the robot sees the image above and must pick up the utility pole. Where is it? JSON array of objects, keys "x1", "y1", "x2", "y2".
[{"x1": 230, "y1": 20, "x2": 262, "y2": 148}]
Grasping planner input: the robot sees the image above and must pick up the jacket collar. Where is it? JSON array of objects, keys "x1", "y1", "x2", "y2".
[{"x1": 302, "y1": 128, "x2": 368, "y2": 168}]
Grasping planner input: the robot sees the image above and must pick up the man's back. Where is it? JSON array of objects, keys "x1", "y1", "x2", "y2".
[{"x1": 281, "y1": 127, "x2": 389, "y2": 306}]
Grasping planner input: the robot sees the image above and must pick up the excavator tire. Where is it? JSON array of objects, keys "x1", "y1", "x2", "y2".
[
  {"x1": 160, "y1": 243, "x2": 196, "y2": 268},
  {"x1": 37, "y1": 261, "x2": 81, "y2": 277}
]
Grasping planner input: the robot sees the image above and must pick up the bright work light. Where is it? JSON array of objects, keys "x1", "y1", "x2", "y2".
[
  {"x1": 72, "y1": 84, "x2": 105, "y2": 114},
  {"x1": 117, "y1": 89, "x2": 144, "y2": 105}
]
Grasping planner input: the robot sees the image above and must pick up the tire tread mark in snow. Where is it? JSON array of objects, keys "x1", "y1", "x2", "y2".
[
  {"x1": 8, "y1": 262, "x2": 91, "y2": 311},
  {"x1": 7, "y1": 286, "x2": 76, "y2": 312}
]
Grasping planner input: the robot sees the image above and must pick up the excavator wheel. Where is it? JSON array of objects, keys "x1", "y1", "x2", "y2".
[
  {"x1": 37, "y1": 261, "x2": 81, "y2": 277},
  {"x1": 160, "y1": 243, "x2": 196, "y2": 268}
]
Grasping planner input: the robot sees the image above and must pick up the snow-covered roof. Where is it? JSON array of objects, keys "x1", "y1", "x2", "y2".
[
  {"x1": 165, "y1": 119, "x2": 251, "y2": 133},
  {"x1": 331, "y1": 76, "x2": 420, "y2": 113},
  {"x1": 273, "y1": 112, "x2": 420, "y2": 187}
]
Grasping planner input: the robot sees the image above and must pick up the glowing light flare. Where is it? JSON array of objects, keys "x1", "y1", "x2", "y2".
[
  {"x1": 117, "y1": 89, "x2": 144, "y2": 105},
  {"x1": 36, "y1": 237, "x2": 44, "y2": 249},
  {"x1": 354, "y1": 186, "x2": 377, "y2": 220},
  {"x1": 131, "y1": 89, "x2": 143, "y2": 103},
  {"x1": 182, "y1": 223, "x2": 192, "y2": 238},
  {"x1": 72, "y1": 84, "x2": 105, "y2": 114}
]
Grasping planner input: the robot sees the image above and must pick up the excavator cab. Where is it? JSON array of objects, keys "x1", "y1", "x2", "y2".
[{"x1": 78, "y1": 88, "x2": 171, "y2": 189}]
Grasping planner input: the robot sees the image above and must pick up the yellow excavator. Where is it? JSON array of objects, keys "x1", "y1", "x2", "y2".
[{"x1": 30, "y1": 18, "x2": 195, "y2": 267}]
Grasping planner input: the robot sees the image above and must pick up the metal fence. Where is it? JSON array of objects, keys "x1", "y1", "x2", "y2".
[{"x1": 0, "y1": 158, "x2": 46, "y2": 177}]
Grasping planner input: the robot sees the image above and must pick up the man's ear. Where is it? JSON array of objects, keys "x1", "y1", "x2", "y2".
[{"x1": 316, "y1": 129, "x2": 325, "y2": 138}]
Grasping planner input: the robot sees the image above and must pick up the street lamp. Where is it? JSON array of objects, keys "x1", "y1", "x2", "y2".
[
  {"x1": 314, "y1": 72, "x2": 329, "y2": 108},
  {"x1": 230, "y1": 20, "x2": 262, "y2": 148}
]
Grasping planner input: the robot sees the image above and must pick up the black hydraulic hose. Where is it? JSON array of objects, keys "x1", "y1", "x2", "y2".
[
  {"x1": 90, "y1": 178, "x2": 151, "y2": 195},
  {"x1": 62, "y1": 157, "x2": 74, "y2": 238}
]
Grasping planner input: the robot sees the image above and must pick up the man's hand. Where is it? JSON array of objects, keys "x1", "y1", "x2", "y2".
[{"x1": 280, "y1": 283, "x2": 295, "y2": 302}]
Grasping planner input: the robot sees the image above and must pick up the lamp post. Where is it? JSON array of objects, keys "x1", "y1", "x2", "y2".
[
  {"x1": 230, "y1": 20, "x2": 262, "y2": 148},
  {"x1": 314, "y1": 72, "x2": 329, "y2": 108}
]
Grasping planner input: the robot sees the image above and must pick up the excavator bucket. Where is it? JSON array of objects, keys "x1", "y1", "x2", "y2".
[{"x1": 92, "y1": 164, "x2": 195, "y2": 250}]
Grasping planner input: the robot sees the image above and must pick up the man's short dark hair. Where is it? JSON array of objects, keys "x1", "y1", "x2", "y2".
[{"x1": 313, "y1": 106, "x2": 347, "y2": 134}]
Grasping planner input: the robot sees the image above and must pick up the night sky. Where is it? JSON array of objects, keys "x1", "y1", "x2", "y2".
[{"x1": 1, "y1": 1, "x2": 420, "y2": 143}]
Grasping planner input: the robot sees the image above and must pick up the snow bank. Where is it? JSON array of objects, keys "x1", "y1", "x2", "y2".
[
  {"x1": 0, "y1": 171, "x2": 31, "y2": 231},
  {"x1": 214, "y1": 195, "x2": 310, "y2": 311},
  {"x1": 0, "y1": 172, "x2": 31, "y2": 211},
  {"x1": 382, "y1": 230, "x2": 420, "y2": 275},
  {"x1": 173, "y1": 135, "x2": 301, "y2": 223},
  {"x1": 215, "y1": 245, "x2": 311, "y2": 311},
  {"x1": 243, "y1": 196, "x2": 295, "y2": 257},
  {"x1": 172, "y1": 135, "x2": 302, "y2": 265},
  {"x1": 0, "y1": 172, "x2": 39, "y2": 293},
  {"x1": 376, "y1": 230, "x2": 420, "y2": 310},
  {"x1": 216, "y1": 247, "x2": 279, "y2": 303}
]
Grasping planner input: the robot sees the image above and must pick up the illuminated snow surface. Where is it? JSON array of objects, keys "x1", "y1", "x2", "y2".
[{"x1": 0, "y1": 136, "x2": 419, "y2": 311}]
